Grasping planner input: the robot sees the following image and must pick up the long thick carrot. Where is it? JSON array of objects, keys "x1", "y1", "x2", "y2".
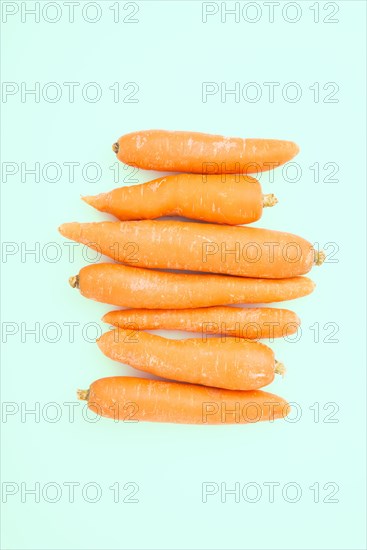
[
  {"x1": 69, "y1": 263, "x2": 315, "y2": 308},
  {"x1": 59, "y1": 220, "x2": 325, "y2": 279},
  {"x1": 78, "y1": 376, "x2": 290, "y2": 424},
  {"x1": 102, "y1": 306, "x2": 300, "y2": 340},
  {"x1": 97, "y1": 329, "x2": 283, "y2": 391},
  {"x1": 112, "y1": 130, "x2": 299, "y2": 174},
  {"x1": 82, "y1": 174, "x2": 277, "y2": 225}
]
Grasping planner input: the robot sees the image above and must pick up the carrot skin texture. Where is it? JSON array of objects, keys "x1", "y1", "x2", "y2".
[
  {"x1": 83, "y1": 174, "x2": 264, "y2": 225},
  {"x1": 59, "y1": 220, "x2": 315, "y2": 279},
  {"x1": 102, "y1": 306, "x2": 300, "y2": 340},
  {"x1": 97, "y1": 329, "x2": 276, "y2": 390},
  {"x1": 75, "y1": 263, "x2": 315, "y2": 308},
  {"x1": 85, "y1": 376, "x2": 290, "y2": 424},
  {"x1": 114, "y1": 130, "x2": 299, "y2": 174}
]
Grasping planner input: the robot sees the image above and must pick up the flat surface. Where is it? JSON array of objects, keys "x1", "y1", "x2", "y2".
[{"x1": 1, "y1": 1, "x2": 366, "y2": 549}]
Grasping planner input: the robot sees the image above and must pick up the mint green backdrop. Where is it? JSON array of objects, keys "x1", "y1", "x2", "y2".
[{"x1": 1, "y1": 1, "x2": 366, "y2": 549}]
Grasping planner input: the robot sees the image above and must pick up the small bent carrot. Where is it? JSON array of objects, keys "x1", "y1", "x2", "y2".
[
  {"x1": 97, "y1": 329, "x2": 284, "y2": 391},
  {"x1": 78, "y1": 376, "x2": 290, "y2": 424},
  {"x1": 69, "y1": 263, "x2": 315, "y2": 309},
  {"x1": 112, "y1": 130, "x2": 299, "y2": 174},
  {"x1": 82, "y1": 174, "x2": 277, "y2": 226},
  {"x1": 102, "y1": 306, "x2": 300, "y2": 340},
  {"x1": 59, "y1": 220, "x2": 325, "y2": 279}
]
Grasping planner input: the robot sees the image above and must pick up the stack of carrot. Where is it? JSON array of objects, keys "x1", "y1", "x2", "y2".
[{"x1": 59, "y1": 129, "x2": 323, "y2": 425}]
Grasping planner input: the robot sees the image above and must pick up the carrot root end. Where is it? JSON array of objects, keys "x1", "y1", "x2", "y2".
[{"x1": 81, "y1": 195, "x2": 92, "y2": 205}]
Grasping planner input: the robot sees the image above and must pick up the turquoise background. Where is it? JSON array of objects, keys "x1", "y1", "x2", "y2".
[{"x1": 1, "y1": 1, "x2": 366, "y2": 549}]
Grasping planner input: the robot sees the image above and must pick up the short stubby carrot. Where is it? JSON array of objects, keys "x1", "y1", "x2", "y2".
[
  {"x1": 103, "y1": 306, "x2": 300, "y2": 340},
  {"x1": 112, "y1": 130, "x2": 299, "y2": 174},
  {"x1": 82, "y1": 174, "x2": 278, "y2": 226},
  {"x1": 78, "y1": 376, "x2": 290, "y2": 424},
  {"x1": 59, "y1": 220, "x2": 325, "y2": 279},
  {"x1": 69, "y1": 263, "x2": 315, "y2": 309},
  {"x1": 97, "y1": 329, "x2": 284, "y2": 391}
]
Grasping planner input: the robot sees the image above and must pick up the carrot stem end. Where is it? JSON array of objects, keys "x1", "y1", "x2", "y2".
[
  {"x1": 77, "y1": 389, "x2": 89, "y2": 401},
  {"x1": 275, "y1": 361, "x2": 286, "y2": 377},
  {"x1": 263, "y1": 194, "x2": 278, "y2": 208},
  {"x1": 314, "y1": 250, "x2": 326, "y2": 266},
  {"x1": 69, "y1": 275, "x2": 79, "y2": 289}
]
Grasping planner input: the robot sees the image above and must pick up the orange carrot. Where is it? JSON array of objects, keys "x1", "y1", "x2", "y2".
[
  {"x1": 59, "y1": 220, "x2": 325, "y2": 279},
  {"x1": 82, "y1": 174, "x2": 277, "y2": 225},
  {"x1": 97, "y1": 329, "x2": 284, "y2": 390},
  {"x1": 112, "y1": 130, "x2": 299, "y2": 174},
  {"x1": 102, "y1": 306, "x2": 300, "y2": 340},
  {"x1": 69, "y1": 263, "x2": 315, "y2": 308},
  {"x1": 78, "y1": 376, "x2": 290, "y2": 424}
]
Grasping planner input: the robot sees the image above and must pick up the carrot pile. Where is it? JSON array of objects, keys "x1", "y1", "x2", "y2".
[{"x1": 59, "y1": 129, "x2": 323, "y2": 425}]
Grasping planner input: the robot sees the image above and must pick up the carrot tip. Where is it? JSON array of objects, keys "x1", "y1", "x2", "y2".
[
  {"x1": 275, "y1": 361, "x2": 286, "y2": 377},
  {"x1": 112, "y1": 142, "x2": 119, "y2": 154},
  {"x1": 263, "y1": 194, "x2": 278, "y2": 208},
  {"x1": 283, "y1": 402, "x2": 292, "y2": 418},
  {"x1": 101, "y1": 313, "x2": 110, "y2": 324},
  {"x1": 77, "y1": 389, "x2": 89, "y2": 401},
  {"x1": 314, "y1": 250, "x2": 326, "y2": 266},
  {"x1": 69, "y1": 275, "x2": 79, "y2": 289}
]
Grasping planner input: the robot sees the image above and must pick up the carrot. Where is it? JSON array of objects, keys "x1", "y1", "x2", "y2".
[
  {"x1": 102, "y1": 306, "x2": 300, "y2": 340},
  {"x1": 59, "y1": 220, "x2": 325, "y2": 279},
  {"x1": 112, "y1": 130, "x2": 299, "y2": 174},
  {"x1": 78, "y1": 376, "x2": 290, "y2": 424},
  {"x1": 82, "y1": 174, "x2": 278, "y2": 225},
  {"x1": 97, "y1": 329, "x2": 284, "y2": 390},
  {"x1": 69, "y1": 263, "x2": 315, "y2": 308}
]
